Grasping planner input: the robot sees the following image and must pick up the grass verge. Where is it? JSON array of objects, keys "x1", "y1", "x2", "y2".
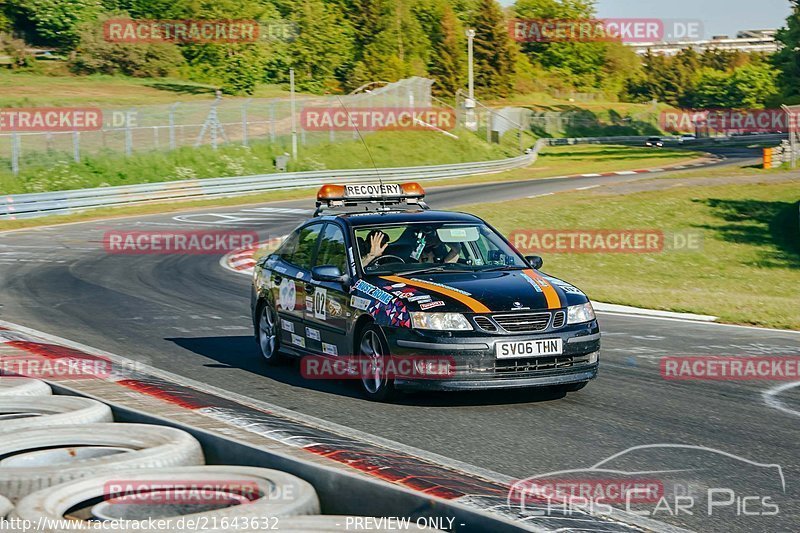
[
  {"x1": 467, "y1": 178, "x2": 800, "y2": 329},
  {"x1": 0, "y1": 129, "x2": 511, "y2": 195}
]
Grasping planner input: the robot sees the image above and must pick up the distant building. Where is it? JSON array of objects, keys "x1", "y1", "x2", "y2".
[{"x1": 627, "y1": 29, "x2": 779, "y2": 56}]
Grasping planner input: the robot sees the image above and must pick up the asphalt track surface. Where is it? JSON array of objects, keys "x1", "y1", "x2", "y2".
[{"x1": 1, "y1": 146, "x2": 798, "y2": 532}]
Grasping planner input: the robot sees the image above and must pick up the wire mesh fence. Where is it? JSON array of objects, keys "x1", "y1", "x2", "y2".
[{"x1": 1, "y1": 77, "x2": 435, "y2": 175}]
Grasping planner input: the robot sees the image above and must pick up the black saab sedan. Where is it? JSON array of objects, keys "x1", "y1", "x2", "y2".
[{"x1": 251, "y1": 183, "x2": 600, "y2": 401}]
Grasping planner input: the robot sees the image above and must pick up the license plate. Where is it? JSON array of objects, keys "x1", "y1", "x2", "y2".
[{"x1": 496, "y1": 338, "x2": 563, "y2": 359}]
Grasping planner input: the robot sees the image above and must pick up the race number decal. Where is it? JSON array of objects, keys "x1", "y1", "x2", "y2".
[{"x1": 314, "y1": 288, "x2": 327, "y2": 320}]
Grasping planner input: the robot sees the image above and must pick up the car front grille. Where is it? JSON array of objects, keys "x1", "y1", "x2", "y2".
[
  {"x1": 473, "y1": 316, "x2": 497, "y2": 332},
  {"x1": 492, "y1": 312, "x2": 551, "y2": 333},
  {"x1": 495, "y1": 352, "x2": 595, "y2": 374},
  {"x1": 495, "y1": 355, "x2": 577, "y2": 374},
  {"x1": 552, "y1": 311, "x2": 566, "y2": 328}
]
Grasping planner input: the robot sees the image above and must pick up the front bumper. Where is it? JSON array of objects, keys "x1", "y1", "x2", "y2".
[{"x1": 385, "y1": 320, "x2": 600, "y2": 391}]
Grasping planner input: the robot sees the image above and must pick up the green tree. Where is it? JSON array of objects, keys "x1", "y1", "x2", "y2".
[
  {"x1": 423, "y1": 1, "x2": 465, "y2": 96},
  {"x1": 512, "y1": 0, "x2": 633, "y2": 92},
  {"x1": 284, "y1": 0, "x2": 355, "y2": 93},
  {"x1": 691, "y1": 64, "x2": 778, "y2": 108},
  {"x1": 471, "y1": 0, "x2": 515, "y2": 97},
  {"x1": 692, "y1": 68, "x2": 733, "y2": 107},
  {"x1": 346, "y1": 0, "x2": 430, "y2": 88},
  {"x1": 727, "y1": 63, "x2": 779, "y2": 108},
  {"x1": 10, "y1": 0, "x2": 103, "y2": 49},
  {"x1": 178, "y1": 0, "x2": 277, "y2": 94},
  {"x1": 219, "y1": 46, "x2": 266, "y2": 95},
  {"x1": 774, "y1": 0, "x2": 800, "y2": 99}
]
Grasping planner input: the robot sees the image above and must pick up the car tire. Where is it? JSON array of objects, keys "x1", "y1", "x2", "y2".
[
  {"x1": 256, "y1": 300, "x2": 283, "y2": 366},
  {"x1": 0, "y1": 377, "x2": 51, "y2": 396},
  {"x1": 357, "y1": 324, "x2": 397, "y2": 402},
  {"x1": 11, "y1": 466, "x2": 320, "y2": 531},
  {"x1": 0, "y1": 423, "x2": 204, "y2": 502},
  {"x1": 0, "y1": 494, "x2": 11, "y2": 518},
  {"x1": 0, "y1": 396, "x2": 112, "y2": 432}
]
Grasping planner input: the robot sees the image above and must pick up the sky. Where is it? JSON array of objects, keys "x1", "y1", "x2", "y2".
[{"x1": 500, "y1": 0, "x2": 792, "y2": 39}]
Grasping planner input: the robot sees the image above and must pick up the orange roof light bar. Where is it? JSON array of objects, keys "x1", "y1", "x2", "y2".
[
  {"x1": 317, "y1": 184, "x2": 346, "y2": 202},
  {"x1": 400, "y1": 182, "x2": 425, "y2": 198}
]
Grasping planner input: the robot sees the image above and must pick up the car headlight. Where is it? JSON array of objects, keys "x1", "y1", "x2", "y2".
[
  {"x1": 567, "y1": 302, "x2": 596, "y2": 324},
  {"x1": 410, "y1": 312, "x2": 472, "y2": 331}
]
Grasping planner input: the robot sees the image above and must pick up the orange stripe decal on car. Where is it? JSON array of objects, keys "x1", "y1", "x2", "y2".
[
  {"x1": 381, "y1": 275, "x2": 491, "y2": 313},
  {"x1": 522, "y1": 269, "x2": 562, "y2": 309}
]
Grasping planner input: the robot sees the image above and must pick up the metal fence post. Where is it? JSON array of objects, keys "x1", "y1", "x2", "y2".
[
  {"x1": 169, "y1": 103, "x2": 178, "y2": 150},
  {"x1": 153, "y1": 126, "x2": 159, "y2": 149},
  {"x1": 270, "y1": 103, "x2": 276, "y2": 142},
  {"x1": 73, "y1": 131, "x2": 80, "y2": 163},
  {"x1": 290, "y1": 69, "x2": 298, "y2": 159},
  {"x1": 11, "y1": 133, "x2": 19, "y2": 175},
  {"x1": 242, "y1": 99, "x2": 250, "y2": 147},
  {"x1": 125, "y1": 111, "x2": 133, "y2": 156},
  {"x1": 783, "y1": 105, "x2": 798, "y2": 169}
]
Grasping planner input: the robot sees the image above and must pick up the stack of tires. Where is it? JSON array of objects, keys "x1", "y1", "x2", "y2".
[{"x1": 0, "y1": 377, "x2": 439, "y2": 532}]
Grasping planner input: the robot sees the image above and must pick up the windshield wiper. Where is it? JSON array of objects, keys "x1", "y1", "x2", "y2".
[
  {"x1": 396, "y1": 265, "x2": 474, "y2": 276},
  {"x1": 482, "y1": 265, "x2": 525, "y2": 272}
]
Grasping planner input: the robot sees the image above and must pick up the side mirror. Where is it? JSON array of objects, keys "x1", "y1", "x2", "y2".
[
  {"x1": 525, "y1": 255, "x2": 543, "y2": 270},
  {"x1": 312, "y1": 265, "x2": 346, "y2": 283}
]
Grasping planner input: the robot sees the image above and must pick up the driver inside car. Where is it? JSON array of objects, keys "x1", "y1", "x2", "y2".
[{"x1": 360, "y1": 230, "x2": 390, "y2": 266}]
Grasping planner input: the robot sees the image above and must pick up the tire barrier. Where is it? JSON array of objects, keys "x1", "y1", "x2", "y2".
[
  {"x1": 11, "y1": 466, "x2": 320, "y2": 533},
  {"x1": 0, "y1": 396, "x2": 112, "y2": 432},
  {"x1": 0, "y1": 494, "x2": 11, "y2": 518},
  {"x1": 0, "y1": 424, "x2": 204, "y2": 502},
  {"x1": 0, "y1": 377, "x2": 51, "y2": 397}
]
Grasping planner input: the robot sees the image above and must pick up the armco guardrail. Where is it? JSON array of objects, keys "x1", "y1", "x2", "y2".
[
  {"x1": 2, "y1": 133, "x2": 774, "y2": 220},
  {"x1": 0, "y1": 152, "x2": 538, "y2": 220}
]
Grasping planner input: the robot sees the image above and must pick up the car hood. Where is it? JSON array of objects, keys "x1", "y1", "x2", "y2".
[{"x1": 364, "y1": 270, "x2": 589, "y2": 314}]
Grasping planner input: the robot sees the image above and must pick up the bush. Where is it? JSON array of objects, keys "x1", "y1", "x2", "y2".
[
  {"x1": 0, "y1": 32, "x2": 35, "y2": 69},
  {"x1": 69, "y1": 14, "x2": 185, "y2": 77}
]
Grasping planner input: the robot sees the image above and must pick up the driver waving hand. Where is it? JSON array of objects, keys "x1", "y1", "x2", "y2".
[{"x1": 361, "y1": 230, "x2": 389, "y2": 266}]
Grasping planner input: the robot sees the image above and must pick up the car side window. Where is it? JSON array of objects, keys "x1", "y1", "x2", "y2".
[
  {"x1": 316, "y1": 223, "x2": 347, "y2": 274},
  {"x1": 286, "y1": 223, "x2": 323, "y2": 271},
  {"x1": 274, "y1": 230, "x2": 300, "y2": 262}
]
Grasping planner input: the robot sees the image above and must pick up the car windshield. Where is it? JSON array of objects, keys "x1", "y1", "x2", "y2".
[{"x1": 353, "y1": 222, "x2": 528, "y2": 275}]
